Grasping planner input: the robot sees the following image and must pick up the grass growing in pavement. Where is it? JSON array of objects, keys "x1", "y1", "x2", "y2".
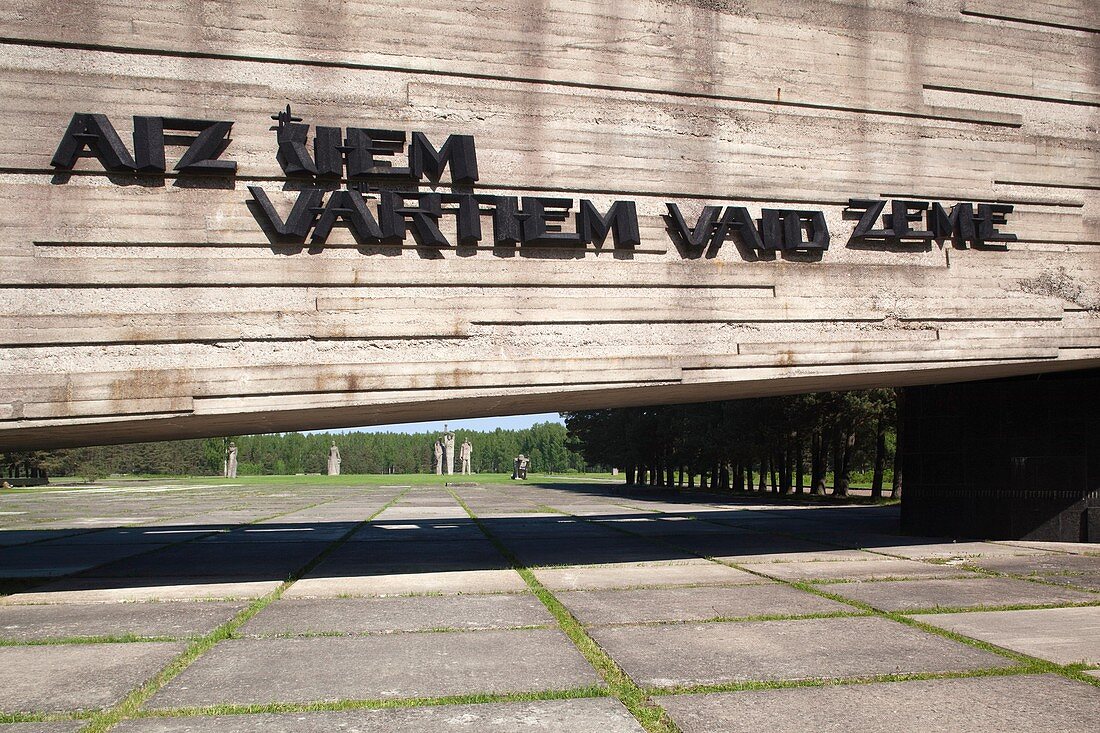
[
  {"x1": 75, "y1": 487, "x2": 409, "y2": 733},
  {"x1": 128, "y1": 686, "x2": 610, "y2": 719},
  {"x1": 448, "y1": 489, "x2": 683, "y2": 733},
  {"x1": 537, "y1": 496, "x2": 1100, "y2": 693}
]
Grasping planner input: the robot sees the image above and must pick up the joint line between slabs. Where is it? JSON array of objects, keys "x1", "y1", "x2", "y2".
[
  {"x1": 575, "y1": 504, "x2": 1100, "y2": 690},
  {"x1": 74, "y1": 486, "x2": 410, "y2": 733},
  {"x1": 446, "y1": 489, "x2": 684, "y2": 733}
]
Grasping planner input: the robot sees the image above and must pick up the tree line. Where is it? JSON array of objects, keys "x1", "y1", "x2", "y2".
[
  {"x1": 5, "y1": 422, "x2": 587, "y2": 479},
  {"x1": 563, "y1": 388, "x2": 900, "y2": 498}
]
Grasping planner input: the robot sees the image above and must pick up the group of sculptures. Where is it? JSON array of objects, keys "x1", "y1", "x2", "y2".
[
  {"x1": 222, "y1": 440, "x2": 341, "y2": 478},
  {"x1": 433, "y1": 427, "x2": 474, "y2": 475},
  {"x1": 220, "y1": 430, "x2": 529, "y2": 479}
]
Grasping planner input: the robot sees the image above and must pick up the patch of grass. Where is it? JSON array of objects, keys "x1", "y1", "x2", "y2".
[
  {"x1": 0, "y1": 634, "x2": 183, "y2": 647},
  {"x1": 588, "y1": 610, "x2": 871, "y2": 630},
  {"x1": 905, "y1": 599, "x2": 1100, "y2": 615},
  {"x1": 448, "y1": 490, "x2": 683, "y2": 733},
  {"x1": 76, "y1": 488, "x2": 410, "y2": 733},
  {"x1": 648, "y1": 665, "x2": 1029, "y2": 696},
  {"x1": 130, "y1": 686, "x2": 610, "y2": 719}
]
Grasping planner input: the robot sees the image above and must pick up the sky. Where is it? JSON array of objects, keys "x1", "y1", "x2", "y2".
[{"x1": 317, "y1": 412, "x2": 565, "y2": 435}]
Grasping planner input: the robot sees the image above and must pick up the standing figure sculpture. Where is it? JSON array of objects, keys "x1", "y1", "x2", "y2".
[
  {"x1": 433, "y1": 439, "x2": 444, "y2": 475},
  {"x1": 225, "y1": 442, "x2": 238, "y2": 479},
  {"x1": 511, "y1": 454, "x2": 528, "y2": 480},
  {"x1": 327, "y1": 441, "x2": 341, "y2": 476},
  {"x1": 460, "y1": 439, "x2": 473, "y2": 475},
  {"x1": 442, "y1": 427, "x2": 456, "y2": 476}
]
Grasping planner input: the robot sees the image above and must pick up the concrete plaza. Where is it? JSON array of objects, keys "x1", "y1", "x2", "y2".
[{"x1": 0, "y1": 477, "x2": 1097, "y2": 732}]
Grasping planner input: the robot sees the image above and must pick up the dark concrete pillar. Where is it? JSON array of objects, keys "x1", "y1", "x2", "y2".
[{"x1": 901, "y1": 369, "x2": 1100, "y2": 542}]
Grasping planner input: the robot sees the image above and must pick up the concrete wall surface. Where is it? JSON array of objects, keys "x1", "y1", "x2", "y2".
[{"x1": 0, "y1": 0, "x2": 1098, "y2": 448}]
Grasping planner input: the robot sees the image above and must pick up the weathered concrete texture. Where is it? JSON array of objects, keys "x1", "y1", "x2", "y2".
[
  {"x1": 589, "y1": 616, "x2": 1006, "y2": 688},
  {"x1": 0, "y1": 601, "x2": 247, "y2": 641},
  {"x1": 0, "y1": 725, "x2": 84, "y2": 733},
  {"x1": 0, "y1": 642, "x2": 185, "y2": 713},
  {"x1": 915, "y1": 606, "x2": 1100, "y2": 665},
  {"x1": 657, "y1": 673, "x2": 1100, "y2": 733},
  {"x1": 557, "y1": 584, "x2": 850, "y2": 625},
  {"x1": 0, "y1": 579, "x2": 282, "y2": 605},
  {"x1": 282, "y1": 569, "x2": 527, "y2": 597},
  {"x1": 115, "y1": 698, "x2": 645, "y2": 731},
  {"x1": 972, "y1": 553, "x2": 1100, "y2": 576},
  {"x1": 88, "y1": 541, "x2": 328, "y2": 579},
  {"x1": 533, "y1": 561, "x2": 762, "y2": 591},
  {"x1": 148, "y1": 630, "x2": 600, "y2": 708},
  {"x1": 744, "y1": 557, "x2": 972, "y2": 582},
  {"x1": 241, "y1": 593, "x2": 551, "y2": 635},
  {"x1": 0, "y1": 0, "x2": 1097, "y2": 454},
  {"x1": 827, "y1": 577, "x2": 1098, "y2": 612},
  {"x1": 0, "y1": 543, "x2": 166, "y2": 578},
  {"x1": 874, "y1": 542, "x2": 1058, "y2": 560}
]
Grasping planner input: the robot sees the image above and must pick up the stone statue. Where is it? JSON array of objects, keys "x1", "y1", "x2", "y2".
[
  {"x1": 433, "y1": 439, "x2": 444, "y2": 475},
  {"x1": 442, "y1": 426, "x2": 456, "y2": 476},
  {"x1": 327, "y1": 441, "x2": 341, "y2": 476},
  {"x1": 460, "y1": 439, "x2": 473, "y2": 475},
  {"x1": 225, "y1": 442, "x2": 238, "y2": 478},
  {"x1": 512, "y1": 454, "x2": 528, "y2": 480}
]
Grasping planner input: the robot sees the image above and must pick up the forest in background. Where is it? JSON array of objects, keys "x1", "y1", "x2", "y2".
[
  {"x1": 564, "y1": 388, "x2": 899, "y2": 497},
  {"x1": 11, "y1": 422, "x2": 584, "y2": 479},
  {"x1": 5, "y1": 388, "x2": 898, "y2": 493}
]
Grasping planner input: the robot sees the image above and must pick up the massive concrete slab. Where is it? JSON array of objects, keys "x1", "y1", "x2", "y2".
[
  {"x1": 241, "y1": 594, "x2": 552, "y2": 635},
  {"x1": 589, "y1": 616, "x2": 1006, "y2": 687},
  {"x1": 0, "y1": 642, "x2": 185, "y2": 713},
  {"x1": 0, "y1": 601, "x2": 247, "y2": 641},
  {"x1": 533, "y1": 561, "x2": 762, "y2": 591},
  {"x1": 115, "y1": 699, "x2": 645, "y2": 732},
  {"x1": 0, "y1": 0, "x2": 1097, "y2": 449},
  {"x1": 915, "y1": 607, "x2": 1100, "y2": 665},
  {"x1": 657, "y1": 674, "x2": 1100, "y2": 733},
  {"x1": 827, "y1": 577, "x2": 1099, "y2": 612},
  {"x1": 558, "y1": 584, "x2": 851, "y2": 625},
  {"x1": 148, "y1": 630, "x2": 600, "y2": 708}
]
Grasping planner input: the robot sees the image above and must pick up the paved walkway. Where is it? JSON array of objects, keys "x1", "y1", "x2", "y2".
[{"x1": 0, "y1": 480, "x2": 1097, "y2": 731}]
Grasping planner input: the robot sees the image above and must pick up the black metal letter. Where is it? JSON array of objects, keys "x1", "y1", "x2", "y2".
[
  {"x1": 51, "y1": 113, "x2": 136, "y2": 171},
  {"x1": 576, "y1": 200, "x2": 640, "y2": 249},
  {"x1": 409, "y1": 132, "x2": 479, "y2": 184}
]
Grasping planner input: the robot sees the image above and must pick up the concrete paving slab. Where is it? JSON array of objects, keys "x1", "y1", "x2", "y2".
[
  {"x1": 1042, "y1": 573, "x2": 1100, "y2": 591},
  {"x1": 283, "y1": 569, "x2": 528, "y2": 597},
  {"x1": 0, "y1": 543, "x2": 165, "y2": 578},
  {"x1": 657, "y1": 673, "x2": 1100, "y2": 733},
  {"x1": 308, "y1": 540, "x2": 511, "y2": 576},
  {"x1": 534, "y1": 562, "x2": 764, "y2": 591},
  {"x1": 669, "y1": 534, "x2": 837, "y2": 561},
  {"x1": 148, "y1": 630, "x2": 600, "y2": 708},
  {"x1": 0, "y1": 724, "x2": 84, "y2": 732},
  {"x1": 348, "y1": 521, "x2": 486, "y2": 542},
  {"x1": 0, "y1": 579, "x2": 282, "y2": 605},
  {"x1": 827, "y1": 577, "x2": 1098, "y2": 612},
  {"x1": 505, "y1": 537, "x2": 692, "y2": 567},
  {"x1": 915, "y1": 606, "x2": 1100, "y2": 665},
  {"x1": 971, "y1": 554, "x2": 1100, "y2": 576},
  {"x1": 745, "y1": 557, "x2": 972, "y2": 582},
  {"x1": 0, "y1": 641, "x2": 185, "y2": 713},
  {"x1": 1000, "y1": 541, "x2": 1100, "y2": 556},
  {"x1": 88, "y1": 541, "x2": 328, "y2": 579},
  {"x1": 116, "y1": 698, "x2": 644, "y2": 731},
  {"x1": 714, "y1": 548, "x2": 878, "y2": 564},
  {"x1": 589, "y1": 616, "x2": 1006, "y2": 688},
  {"x1": 873, "y1": 542, "x2": 1057, "y2": 560},
  {"x1": 0, "y1": 601, "x2": 247, "y2": 641},
  {"x1": 558, "y1": 584, "x2": 851, "y2": 625},
  {"x1": 242, "y1": 593, "x2": 551, "y2": 634}
]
